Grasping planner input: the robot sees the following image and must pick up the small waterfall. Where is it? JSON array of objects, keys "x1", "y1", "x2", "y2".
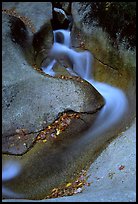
[
  {"x1": 54, "y1": 29, "x2": 71, "y2": 48},
  {"x1": 2, "y1": 29, "x2": 128, "y2": 199},
  {"x1": 42, "y1": 59, "x2": 56, "y2": 77},
  {"x1": 42, "y1": 29, "x2": 128, "y2": 135}
]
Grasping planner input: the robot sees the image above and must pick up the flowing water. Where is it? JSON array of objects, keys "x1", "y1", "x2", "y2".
[
  {"x1": 2, "y1": 29, "x2": 129, "y2": 199},
  {"x1": 2, "y1": 160, "x2": 23, "y2": 197},
  {"x1": 42, "y1": 29, "x2": 128, "y2": 136},
  {"x1": 41, "y1": 29, "x2": 129, "y2": 159}
]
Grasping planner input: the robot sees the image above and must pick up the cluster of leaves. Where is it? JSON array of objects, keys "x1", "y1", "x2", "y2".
[
  {"x1": 33, "y1": 63, "x2": 85, "y2": 83},
  {"x1": 32, "y1": 64, "x2": 44, "y2": 73},
  {"x1": 37, "y1": 113, "x2": 80, "y2": 143},
  {"x1": 57, "y1": 75, "x2": 84, "y2": 83},
  {"x1": 46, "y1": 169, "x2": 91, "y2": 199},
  {"x1": 2, "y1": 8, "x2": 35, "y2": 33},
  {"x1": 89, "y1": 2, "x2": 136, "y2": 48}
]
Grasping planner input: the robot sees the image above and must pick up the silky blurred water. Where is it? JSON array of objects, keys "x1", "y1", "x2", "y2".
[
  {"x1": 42, "y1": 29, "x2": 128, "y2": 136},
  {"x1": 2, "y1": 29, "x2": 128, "y2": 199},
  {"x1": 2, "y1": 160, "x2": 23, "y2": 198}
]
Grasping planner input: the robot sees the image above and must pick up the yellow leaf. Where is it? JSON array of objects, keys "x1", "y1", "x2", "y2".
[
  {"x1": 66, "y1": 183, "x2": 72, "y2": 187},
  {"x1": 77, "y1": 182, "x2": 83, "y2": 187},
  {"x1": 42, "y1": 139, "x2": 47, "y2": 143},
  {"x1": 47, "y1": 126, "x2": 51, "y2": 130},
  {"x1": 56, "y1": 129, "x2": 61, "y2": 135}
]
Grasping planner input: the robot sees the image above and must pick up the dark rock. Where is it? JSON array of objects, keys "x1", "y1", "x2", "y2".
[
  {"x1": 52, "y1": 2, "x2": 72, "y2": 15},
  {"x1": 51, "y1": 7, "x2": 70, "y2": 30},
  {"x1": 54, "y1": 31, "x2": 64, "y2": 44},
  {"x1": 71, "y1": 2, "x2": 136, "y2": 48},
  {"x1": 71, "y1": 2, "x2": 136, "y2": 80},
  {"x1": 51, "y1": 2, "x2": 73, "y2": 30},
  {"x1": 60, "y1": 2, "x2": 72, "y2": 15}
]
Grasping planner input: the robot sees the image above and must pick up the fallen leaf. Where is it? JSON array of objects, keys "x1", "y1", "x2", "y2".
[
  {"x1": 42, "y1": 139, "x2": 47, "y2": 143},
  {"x1": 56, "y1": 129, "x2": 61, "y2": 135},
  {"x1": 66, "y1": 183, "x2": 72, "y2": 187},
  {"x1": 119, "y1": 165, "x2": 125, "y2": 170}
]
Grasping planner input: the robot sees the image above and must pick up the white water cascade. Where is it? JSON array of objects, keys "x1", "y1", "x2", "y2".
[
  {"x1": 2, "y1": 29, "x2": 129, "y2": 200},
  {"x1": 42, "y1": 29, "x2": 128, "y2": 136}
]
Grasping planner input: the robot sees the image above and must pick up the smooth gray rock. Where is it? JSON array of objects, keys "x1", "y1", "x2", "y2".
[
  {"x1": 2, "y1": 2, "x2": 52, "y2": 33},
  {"x1": 2, "y1": 119, "x2": 136, "y2": 202},
  {"x1": 2, "y1": 9, "x2": 105, "y2": 199},
  {"x1": 2, "y1": 2, "x2": 53, "y2": 68},
  {"x1": 2, "y1": 13, "x2": 104, "y2": 155},
  {"x1": 2, "y1": 3, "x2": 136, "y2": 201}
]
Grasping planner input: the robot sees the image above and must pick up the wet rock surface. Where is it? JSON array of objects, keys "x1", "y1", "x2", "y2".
[
  {"x1": 24, "y1": 118, "x2": 134, "y2": 202},
  {"x1": 71, "y1": 2, "x2": 136, "y2": 73},
  {"x1": 2, "y1": 10, "x2": 104, "y2": 155},
  {"x1": 2, "y1": 2, "x2": 136, "y2": 201},
  {"x1": 71, "y1": 2, "x2": 136, "y2": 48},
  {"x1": 2, "y1": 2, "x2": 52, "y2": 33},
  {"x1": 2, "y1": 118, "x2": 136, "y2": 201},
  {"x1": 71, "y1": 2, "x2": 136, "y2": 122},
  {"x1": 2, "y1": 2, "x2": 53, "y2": 68},
  {"x1": 51, "y1": 7, "x2": 70, "y2": 30},
  {"x1": 2, "y1": 4, "x2": 105, "y2": 198},
  {"x1": 53, "y1": 2, "x2": 71, "y2": 15},
  {"x1": 51, "y1": 2, "x2": 72, "y2": 30}
]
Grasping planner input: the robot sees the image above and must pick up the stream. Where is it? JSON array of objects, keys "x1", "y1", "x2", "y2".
[
  {"x1": 42, "y1": 29, "x2": 128, "y2": 136},
  {"x1": 2, "y1": 29, "x2": 129, "y2": 199}
]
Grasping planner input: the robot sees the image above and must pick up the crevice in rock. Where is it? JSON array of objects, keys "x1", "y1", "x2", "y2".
[
  {"x1": 62, "y1": 105, "x2": 104, "y2": 115},
  {"x1": 9, "y1": 15, "x2": 34, "y2": 66},
  {"x1": 3, "y1": 9, "x2": 53, "y2": 70},
  {"x1": 2, "y1": 106, "x2": 104, "y2": 156},
  {"x1": 4, "y1": 107, "x2": 103, "y2": 141},
  {"x1": 32, "y1": 22, "x2": 53, "y2": 67},
  {"x1": 73, "y1": 44, "x2": 119, "y2": 72},
  {"x1": 93, "y1": 54, "x2": 119, "y2": 71},
  {"x1": 10, "y1": 16, "x2": 28, "y2": 47}
]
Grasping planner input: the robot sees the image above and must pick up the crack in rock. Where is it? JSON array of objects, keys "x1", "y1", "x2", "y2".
[{"x1": 2, "y1": 107, "x2": 103, "y2": 156}]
